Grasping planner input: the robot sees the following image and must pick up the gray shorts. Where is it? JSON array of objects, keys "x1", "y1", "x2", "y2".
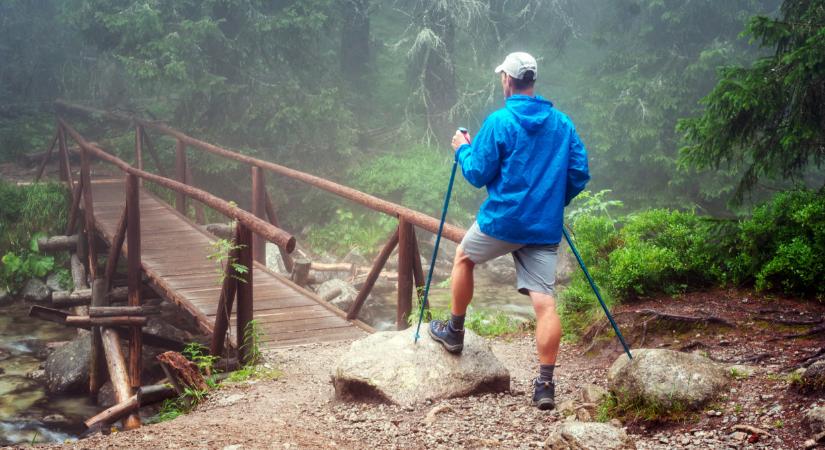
[{"x1": 460, "y1": 222, "x2": 559, "y2": 296}]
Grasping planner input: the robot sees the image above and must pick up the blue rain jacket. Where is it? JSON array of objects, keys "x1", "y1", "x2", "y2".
[{"x1": 456, "y1": 94, "x2": 590, "y2": 244}]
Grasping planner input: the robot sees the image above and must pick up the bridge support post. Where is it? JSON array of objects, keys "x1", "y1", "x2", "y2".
[
  {"x1": 79, "y1": 143, "x2": 98, "y2": 279},
  {"x1": 348, "y1": 227, "x2": 399, "y2": 320},
  {"x1": 236, "y1": 223, "x2": 254, "y2": 363},
  {"x1": 126, "y1": 173, "x2": 142, "y2": 388},
  {"x1": 396, "y1": 218, "x2": 415, "y2": 330},
  {"x1": 210, "y1": 227, "x2": 241, "y2": 357},
  {"x1": 175, "y1": 139, "x2": 187, "y2": 215},
  {"x1": 251, "y1": 166, "x2": 266, "y2": 265}
]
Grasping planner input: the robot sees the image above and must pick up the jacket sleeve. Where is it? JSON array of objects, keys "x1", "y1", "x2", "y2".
[
  {"x1": 455, "y1": 116, "x2": 503, "y2": 188},
  {"x1": 564, "y1": 126, "x2": 590, "y2": 206}
]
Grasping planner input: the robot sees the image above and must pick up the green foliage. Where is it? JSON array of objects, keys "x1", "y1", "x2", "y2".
[
  {"x1": 224, "y1": 364, "x2": 282, "y2": 383},
  {"x1": 679, "y1": 0, "x2": 825, "y2": 199},
  {"x1": 241, "y1": 319, "x2": 263, "y2": 366},
  {"x1": 597, "y1": 390, "x2": 690, "y2": 423},
  {"x1": 182, "y1": 343, "x2": 219, "y2": 377},
  {"x1": 0, "y1": 181, "x2": 70, "y2": 253},
  {"x1": 735, "y1": 190, "x2": 825, "y2": 296},
  {"x1": 206, "y1": 237, "x2": 248, "y2": 285}
]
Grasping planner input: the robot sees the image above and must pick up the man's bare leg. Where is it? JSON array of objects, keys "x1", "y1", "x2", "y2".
[
  {"x1": 531, "y1": 290, "x2": 561, "y2": 410},
  {"x1": 530, "y1": 291, "x2": 562, "y2": 364},
  {"x1": 450, "y1": 246, "x2": 475, "y2": 316}
]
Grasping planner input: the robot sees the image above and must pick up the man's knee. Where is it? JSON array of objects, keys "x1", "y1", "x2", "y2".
[
  {"x1": 530, "y1": 291, "x2": 557, "y2": 313},
  {"x1": 454, "y1": 246, "x2": 476, "y2": 268}
]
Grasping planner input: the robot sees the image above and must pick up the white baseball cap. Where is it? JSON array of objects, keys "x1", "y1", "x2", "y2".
[{"x1": 494, "y1": 52, "x2": 537, "y2": 80}]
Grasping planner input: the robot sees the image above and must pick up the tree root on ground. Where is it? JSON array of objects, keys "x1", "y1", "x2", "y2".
[{"x1": 635, "y1": 309, "x2": 734, "y2": 327}]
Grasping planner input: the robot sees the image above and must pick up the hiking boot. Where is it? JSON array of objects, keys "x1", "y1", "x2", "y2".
[
  {"x1": 532, "y1": 378, "x2": 556, "y2": 411},
  {"x1": 428, "y1": 319, "x2": 464, "y2": 354}
]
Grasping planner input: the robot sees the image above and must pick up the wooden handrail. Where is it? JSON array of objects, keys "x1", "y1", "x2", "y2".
[
  {"x1": 55, "y1": 101, "x2": 466, "y2": 243},
  {"x1": 59, "y1": 119, "x2": 296, "y2": 253}
]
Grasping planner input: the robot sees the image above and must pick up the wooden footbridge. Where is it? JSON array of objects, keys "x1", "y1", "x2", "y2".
[{"x1": 30, "y1": 101, "x2": 466, "y2": 429}]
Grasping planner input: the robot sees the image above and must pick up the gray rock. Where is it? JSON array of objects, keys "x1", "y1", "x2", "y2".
[
  {"x1": 97, "y1": 381, "x2": 116, "y2": 408},
  {"x1": 803, "y1": 406, "x2": 825, "y2": 434},
  {"x1": 799, "y1": 361, "x2": 825, "y2": 393},
  {"x1": 332, "y1": 325, "x2": 509, "y2": 406},
  {"x1": 317, "y1": 279, "x2": 358, "y2": 311},
  {"x1": 544, "y1": 422, "x2": 636, "y2": 450},
  {"x1": 44, "y1": 334, "x2": 90, "y2": 394},
  {"x1": 607, "y1": 348, "x2": 728, "y2": 410},
  {"x1": 144, "y1": 317, "x2": 191, "y2": 343},
  {"x1": 45, "y1": 272, "x2": 64, "y2": 292},
  {"x1": 581, "y1": 383, "x2": 609, "y2": 404},
  {"x1": 21, "y1": 278, "x2": 50, "y2": 303},
  {"x1": 0, "y1": 288, "x2": 12, "y2": 306}
]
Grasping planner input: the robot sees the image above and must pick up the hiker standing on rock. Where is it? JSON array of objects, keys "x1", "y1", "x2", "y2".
[{"x1": 429, "y1": 52, "x2": 590, "y2": 410}]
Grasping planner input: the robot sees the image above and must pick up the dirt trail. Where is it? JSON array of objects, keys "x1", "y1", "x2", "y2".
[{"x1": 16, "y1": 290, "x2": 822, "y2": 450}]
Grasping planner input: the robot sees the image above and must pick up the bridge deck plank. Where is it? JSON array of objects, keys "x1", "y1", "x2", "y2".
[{"x1": 90, "y1": 180, "x2": 367, "y2": 349}]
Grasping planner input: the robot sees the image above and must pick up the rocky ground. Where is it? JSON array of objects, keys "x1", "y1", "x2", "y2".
[{"x1": 12, "y1": 289, "x2": 822, "y2": 450}]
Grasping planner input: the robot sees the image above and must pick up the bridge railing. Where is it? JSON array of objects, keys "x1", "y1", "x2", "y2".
[
  {"x1": 55, "y1": 117, "x2": 296, "y2": 369},
  {"x1": 53, "y1": 101, "x2": 467, "y2": 330}
]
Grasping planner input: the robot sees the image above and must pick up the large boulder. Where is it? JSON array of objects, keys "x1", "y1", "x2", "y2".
[
  {"x1": 21, "y1": 278, "x2": 50, "y2": 303},
  {"x1": 544, "y1": 422, "x2": 636, "y2": 450},
  {"x1": 799, "y1": 361, "x2": 825, "y2": 393},
  {"x1": 45, "y1": 272, "x2": 65, "y2": 292},
  {"x1": 607, "y1": 348, "x2": 728, "y2": 410},
  {"x1": 44, "y1": 334, "x2": 90, "y2": 394},
  {"x1": 332, "y1": 325, "x2": 509, "y2": 406}
]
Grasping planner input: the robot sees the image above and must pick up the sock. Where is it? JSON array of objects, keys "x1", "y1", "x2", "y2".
[
  {"x1": 538, "y1": 364, "x2": 555, "y2": 383},
  {"x1": 449, "y1": 314, "x2": 465, "y2": 332}
]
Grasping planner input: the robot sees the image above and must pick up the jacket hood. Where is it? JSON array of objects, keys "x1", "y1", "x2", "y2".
[{"x1": 505, "y1": 95, "x2": 553, "y2": 133}]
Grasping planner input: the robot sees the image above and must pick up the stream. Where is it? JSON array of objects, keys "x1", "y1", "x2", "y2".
[{"x1": 0, "y1": 300, "x2": 99, "y2": 446}]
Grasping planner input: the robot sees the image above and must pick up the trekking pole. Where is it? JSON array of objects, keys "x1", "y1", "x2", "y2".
[
  {"x1": 414, "y1": 128, "x2": 468, "y2": 343},
  {"x1": 562, "y1": 226, "x2": 633, "y2": 360}
]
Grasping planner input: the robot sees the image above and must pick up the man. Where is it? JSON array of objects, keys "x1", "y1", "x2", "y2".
[{"x1": 428, "y1": 52, "x2": 590, "y2": 410}]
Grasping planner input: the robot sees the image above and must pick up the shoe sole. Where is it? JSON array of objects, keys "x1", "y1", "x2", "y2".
[
  {"x1": 533, "y1": 398, "x2": 555, "y2": 411},
  {"x1": 428, "y1": 327, "x2": 463, "y2": 354}
]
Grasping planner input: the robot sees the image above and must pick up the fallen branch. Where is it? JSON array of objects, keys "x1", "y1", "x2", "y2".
[
  {"x1": 732, "y1": 424, "x2": 770, "y2": 436},
  {"x1": 710, "y1": 352, "x2": 771, "y2": 364},
  {"x1": 754, "y1": 315, "x2": 823, "y2": 326},
  {"x1": 769, "y1": 324, "x2": 825, "y2": 342}
]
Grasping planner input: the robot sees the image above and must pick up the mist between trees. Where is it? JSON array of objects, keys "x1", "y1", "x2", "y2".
[{"x1": 1, "y1": 1, "x2": 823, "y2": 305}]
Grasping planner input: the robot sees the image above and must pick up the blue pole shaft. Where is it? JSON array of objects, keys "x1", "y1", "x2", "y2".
[
  {"x1": 562, "y1": 226, "x2": 632, "y2": 360},
  {"x1": 414, "y1": 160, "x2": 458, "y2": 343}
]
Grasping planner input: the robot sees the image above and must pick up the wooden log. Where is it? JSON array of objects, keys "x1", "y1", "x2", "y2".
[
  {"x1": 396, "y1": 218, "x2": 414, "y2": 330},
  {"x1": 89, "y1": 279, "x2": 107, "y2": 395},
  {"x1": 70, "y1": 253, "x2": 87, "y2": 290},
  {"x1": 347, "y1": 227, "x2": 399, "y2": 320},
  {"x1": 57, "y1": 126, "x2": 72, "y2": 186},
  {"x1": 104, "y1": 205, "x2": 127, "y2": 291},
  {"x1": 175, "y1": 139, "x2": 187, "y2": 215},
  {"x1": 66, "y1": 316, "x2": 148, "y2": 327},
  {"x1": 89, "y1": 306, "x2": 161, "y2": 317},
  {"x1": 84, "y1": 394, "x2": 138, "y2": 429},
  {"x1": 264, "y1": 191, "x2": 294, "y2": 272},
  {"x1": 101, "y1": 328, "x2": 140, "y2": 429},
  {"x1": 36, "y1": 235, "x2": 79, "y2": 253},
  {"x1": 75, "y1": 225, "x2": 89, "y2": 287},
  {"x1": 134, "y1": 125, "x2": 143, "y2": 172},
  {"x1": 126, "y1": 173, "x2": 142, "y2": 388},
  {"x1": 52, "y1": 286, "x2": 155, "y2": 307},
  {"x1": 210, "y1": 226, "x2": 240, "y2": 356},
  {"x1": 156, "y1": 351, "x2": 207, "y2": 391},
  {"x1": 65, "y1": 180, "x2": 83, "y2": 235},
  {"x1": 251, "y1": 166, "x2": 267, "y2": 265},
  {"x1": 29, "y1": 306, "x2": 185, "y2": 351},
  {"x1": 311, "y1": 262, "x2": 357, "y2": 273},
  {"x1": 137, "y1": 383, "x2": 177, "y2": 406},
  {"x1": 236, "y1": 224, "x2": 254, "y2": 364},
  {"x1": 34, "y1": 130, "x2": 58, "y2": 182},
  {"x1": 185, "y1": 163, "x2": 205, "y2": 223},
  {"x1": 79, "y1": 146, "x2": 98, "y2": 278},
  {"x1": 291, "y1": 258, "x2": 311, "y2": 287}
]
